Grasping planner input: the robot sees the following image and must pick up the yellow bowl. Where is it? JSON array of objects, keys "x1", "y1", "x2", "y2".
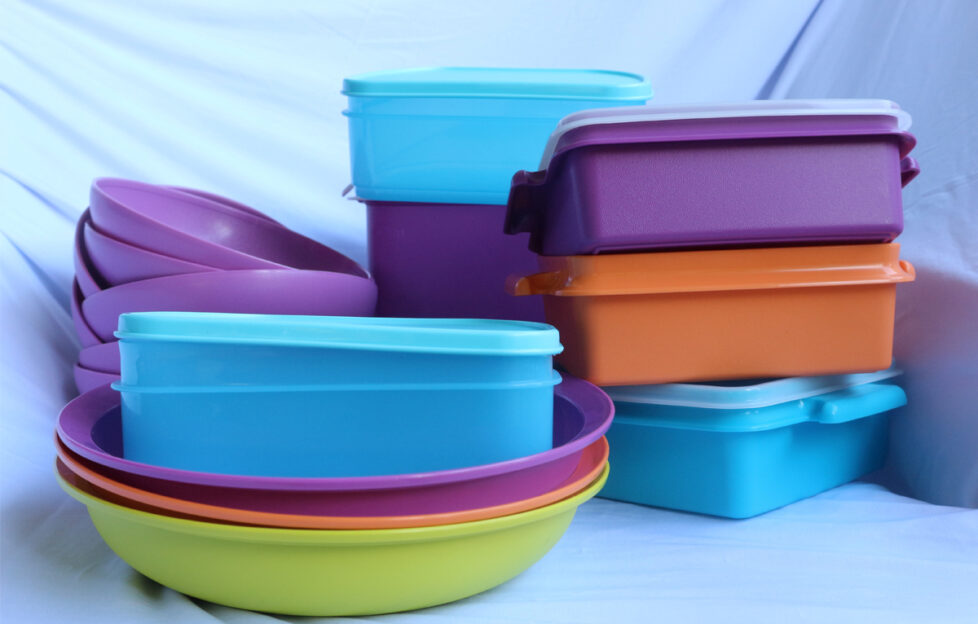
[{"x1": 57, "y1": 463, "x2": 608, "y2": 616}]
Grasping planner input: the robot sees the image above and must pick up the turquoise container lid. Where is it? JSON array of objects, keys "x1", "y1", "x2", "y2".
[
  {"x1": 606, "y1": 369, "x2": 906, "y2": 433},
  {"x1": 611, "y1": 383, "x2": 907, "y2": 433},
  {"x1": 605, "y1": 368, "x2": 901, "y2": 410},
  {"x1": 116, "y1": 312, "x2": 562, "y2": 355},
  {"x1": 342, "y1": 67, "x2": 652, "y2": 101}
]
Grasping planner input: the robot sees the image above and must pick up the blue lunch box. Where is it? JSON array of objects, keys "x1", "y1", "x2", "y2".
[
  {"x1": 343, "y1": 67, "x2": 652, "y2": 204},
  {"x1": 599, "y1": 370, "x2": 907, "y2": 518},
  {"x1": 113, "y1": 313, "x2": 562, "y2": 477}
]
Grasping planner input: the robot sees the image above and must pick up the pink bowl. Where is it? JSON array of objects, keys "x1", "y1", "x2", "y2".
[
  {"x1": 55, "y1": 377, "x2": 614, "y2": 516},
  {"x1": 73, "y1": 363, "x2": 118, "y2": 394},
  {"x1": 90, "y1": 178, "x2": 366, "y2": 276},
  {"x1": 77, "y1": 341, "x2": 119, "y2": 373},
  {"x1": 70, "y1": 280, "x2": 102, "y2": 347},
  {"x1": 73, "y1": 210, "x2": 104, "y2": 298},
  {"x1": 81, "y1": 269, "x2": 378, "y2": 342},
  {"x1": 84, "y1": 219, "x2": 216, "y2": 286}
]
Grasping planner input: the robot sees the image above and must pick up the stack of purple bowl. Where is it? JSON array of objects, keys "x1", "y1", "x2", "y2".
[{"x1": 71, "y1": 179, "x2": 377, "y2": 393}]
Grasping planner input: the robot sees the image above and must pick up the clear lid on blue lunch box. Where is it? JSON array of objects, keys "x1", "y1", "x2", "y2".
[
  {"x1": 342, "y1": 67, "x2": 651, "y2": 101},
  {"x1": 540, "y1": 99, "x2": 912, "y2": 167},
  {"x1": 116, "y1": 312, "x2": 562, "y2": 355},
  {"x1": 604, "y1": 368, "x2": 901, "y2": 410}
]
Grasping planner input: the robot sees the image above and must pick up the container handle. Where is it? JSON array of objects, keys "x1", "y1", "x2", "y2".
[
  {"x1": 898, "y1": 259, "x2": 916, "y2": 279},
  {"x1": 504, "y1": 170, "x2": 548, "y2": 236},
  {"x1": 900, "y1": 156, "x2": 920, "y2": 187},
  {"x1": 810, "y1": 384, "x2": 906, "y2": 425},
  {"x1": 507, "y1": 270, "x2": 568, "y2": 296}
]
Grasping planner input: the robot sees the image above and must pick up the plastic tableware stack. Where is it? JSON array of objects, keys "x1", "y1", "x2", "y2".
[
  {"x1": 55, "y1": 311, "x2": 614, "y2": 616},
  {"x1": 71, "y1": 179, "x2": 376, "y2": 393},
  {"x1": 505, "y1": 100, "x2": 919, "y2": 517},
  {"x1": 342, "y1": 67, "x2": 653, "y2": 321}
]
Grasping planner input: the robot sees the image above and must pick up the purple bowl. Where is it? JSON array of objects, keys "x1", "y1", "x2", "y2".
[
  {"x1": 84, "y1": 220, "x2": 216, "y2": 286},
  {"x1": 73, "y1": 363, "x2": 119, "y2": 394},
  {"x1": 71, "y1": 280, "x2": 103, "y2": 347},
  {"x1": 55, "y1": 377, "x2": 613, "y2": 516},
  {"x1": 81, "y1": 269, "x2": 377, "y2": 342},
  {"x1": 164, "y1": 186, "x2": 282, "y2": 227},
  {"x1": 77, "y1": 341, "x2": 120, "y2": 373},
  {"x1": 73, "y1": 211, "x2": 105, "y2": 298},
  {"x1": 90, "y1": 178, "x2": 366, "y2": 277}
]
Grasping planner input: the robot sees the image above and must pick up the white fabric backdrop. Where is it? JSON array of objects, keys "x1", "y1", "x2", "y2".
[
  {"x1": 2, "y1": 1, "x2": 977, "y2": 622},
  {"x1": 762, "y1": 0, "x2": 978, "y2": 510}
]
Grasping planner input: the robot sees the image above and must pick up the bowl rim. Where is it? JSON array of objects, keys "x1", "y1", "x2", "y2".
[
  {"x1": 91, "y1": 178, "x2": 368, "y2": 278},
  {"x1": 84, "y1": 217, "x2": 217, "y2": 272},
  {"x1": 56, "y1": 437, "x2": 608, "y2": 530},
  {"x1": 73, "y1": 210, "x2": 106, "y2": 296},
  {"x1": 57, "y1": 462, "x2": 609, "y2": 545},
  {"x1": 79, "y1": 268, "x2": 378, "y2": 343},
  {"x1": 56, "y1": 377, "x2": 614, "y2": 491}
]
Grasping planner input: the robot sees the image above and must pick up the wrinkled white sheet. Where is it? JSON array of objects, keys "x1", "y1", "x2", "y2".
[{"x1": 2, "y1": 1, "x2": 977, "y2": 621}]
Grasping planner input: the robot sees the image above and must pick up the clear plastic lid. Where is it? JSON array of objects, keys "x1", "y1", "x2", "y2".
[
  {"x1": 604, "y1": 368, "x2": 901, "y2": 410},
  {"x1": 540, "y1": 99, "x2": 912, "y2": 167}
]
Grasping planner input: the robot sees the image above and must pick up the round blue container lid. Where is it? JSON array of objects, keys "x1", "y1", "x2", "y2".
[
  {"x1": 116, "y1": 312, "x2": 562, "y2": 355},
  {"x1": 342, "y1": 67, "x2": 652, "y2": 100}
]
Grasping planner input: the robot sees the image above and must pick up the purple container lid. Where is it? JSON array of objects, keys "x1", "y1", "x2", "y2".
[
  {"x1": 81, "y1": 268, "x2": 377, "y2": 342},
  {"x1": 90, "y1": 178, "x2": 367, "y2": 277},
  {"x1": 56, "y1": 377, "x2": 613, "y2": 495},
  {"x1": 539, "y1": 99, "x2": 915, "y2": 167}
]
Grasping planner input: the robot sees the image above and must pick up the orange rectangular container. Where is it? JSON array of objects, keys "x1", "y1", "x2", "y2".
[{"x1": 509, "y1": 243, "x2": 915, "y2": 386}]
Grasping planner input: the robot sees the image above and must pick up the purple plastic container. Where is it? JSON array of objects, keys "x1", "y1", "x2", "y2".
[
  {"x1": 505, "y1": 100, "x2": 920, "y2": 255},
  {"x1": 366, "y1": 201, "x2": 544, "y2": 321},
  {"x1": 55, "y1": 377, "x2": 613, "y2": 516}
]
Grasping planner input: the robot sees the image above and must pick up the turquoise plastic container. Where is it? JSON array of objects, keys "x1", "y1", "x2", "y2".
[
  {"x1": 598, "y1": 371, "x2": 907, "y2": 518},
  {"x1": 113, "y1": 312, "x2": 563, "y2": 477},
  {"x1": 343, "y1": 68, "x2": 652, "y2": 204}
]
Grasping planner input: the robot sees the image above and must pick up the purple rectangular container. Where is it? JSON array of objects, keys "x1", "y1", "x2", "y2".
[
  {"x1": 366, "y1": 201, "x2": 544, "y2": 321},
  {"x1": 505, "y1": 100, "x2": 919, "y2": 256}
]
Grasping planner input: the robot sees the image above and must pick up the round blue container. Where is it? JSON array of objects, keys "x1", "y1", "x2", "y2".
[{"x1": 114, "y1": 313, "x2": 563, "y2": 477}]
